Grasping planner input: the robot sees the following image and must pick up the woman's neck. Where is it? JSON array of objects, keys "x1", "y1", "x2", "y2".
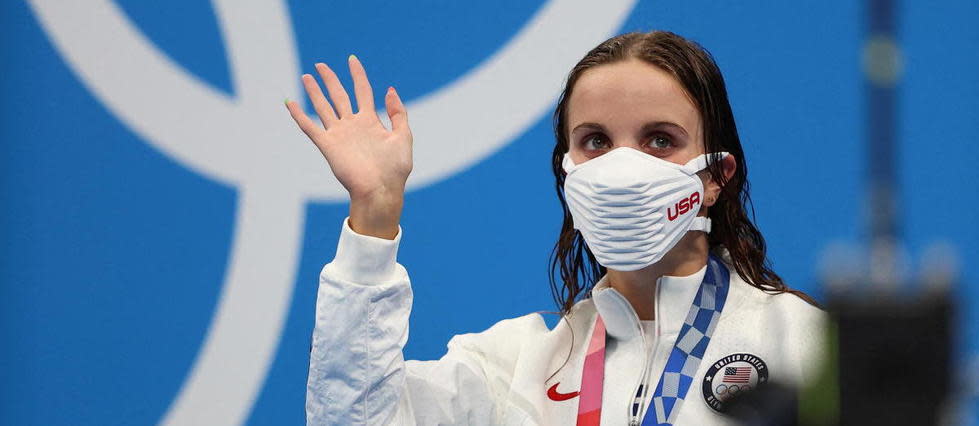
[{"x1": 606, "y1": 231, "x2": 709, "y2": 321}]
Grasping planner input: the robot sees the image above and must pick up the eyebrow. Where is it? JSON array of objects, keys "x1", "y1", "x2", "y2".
[{"x1": 571, "y1": 121, "x2": 689, "y2": 137}]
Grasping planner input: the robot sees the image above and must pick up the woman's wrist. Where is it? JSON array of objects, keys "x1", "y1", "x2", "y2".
[{"x1": 348, "y1": 187, "x2": 404, "y2": 240}]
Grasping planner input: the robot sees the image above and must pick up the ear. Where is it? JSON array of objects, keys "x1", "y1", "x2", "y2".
[{"x1": 702, "y1": 154, "x2": 737, "y2": 208}]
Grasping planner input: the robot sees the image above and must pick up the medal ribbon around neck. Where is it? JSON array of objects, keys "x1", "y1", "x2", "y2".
[{"x1": 576, "y1": 254, "x2": 731, "y2": 426}]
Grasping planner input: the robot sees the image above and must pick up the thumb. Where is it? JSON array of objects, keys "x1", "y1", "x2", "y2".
[{"x1": 385, "y1": 86, "x2": 409, "y2": 135}]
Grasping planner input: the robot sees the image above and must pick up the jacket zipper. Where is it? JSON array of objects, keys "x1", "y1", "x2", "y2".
[{"x1": 628, "y1": 279, "x2": 664, "y2": 426}]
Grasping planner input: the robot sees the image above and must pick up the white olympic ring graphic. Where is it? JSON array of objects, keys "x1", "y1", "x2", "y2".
[{"x1": 26, "y1": 0, "x2": 638, "y2": 424}]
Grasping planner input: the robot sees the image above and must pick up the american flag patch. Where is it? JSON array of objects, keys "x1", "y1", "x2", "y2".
[{"x1": 722, "y1": 367, "x2": 751, "y2": 383}]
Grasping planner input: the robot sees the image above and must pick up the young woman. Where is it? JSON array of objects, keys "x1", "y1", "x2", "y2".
[{"x1": 287, "y1": 31, "x2": 826, "y2": 426}]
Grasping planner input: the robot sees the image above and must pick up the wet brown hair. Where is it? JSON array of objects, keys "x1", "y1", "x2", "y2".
[{"x1": 547, "y1": 31, "x2": 817, "y2": 316}]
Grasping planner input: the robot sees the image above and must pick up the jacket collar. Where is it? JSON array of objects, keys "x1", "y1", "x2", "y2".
[{"x1": 590, "y1": 263, "x2": 708, "y2": 341}]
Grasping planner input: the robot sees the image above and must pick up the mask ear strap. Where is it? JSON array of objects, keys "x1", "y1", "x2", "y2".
[
  {"x1": 689, "y1": 217, "x2": 712, "y2": 233},
  {"x1": 681, "y1": 152, "x2": 730, "y2": 175}
]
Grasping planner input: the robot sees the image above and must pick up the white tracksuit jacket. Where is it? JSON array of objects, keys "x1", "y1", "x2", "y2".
[{"x1": 306, "y1": 218, "x2": 828, "y2": 425}]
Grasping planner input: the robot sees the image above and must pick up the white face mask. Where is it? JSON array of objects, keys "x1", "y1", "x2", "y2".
[{"x1": 562, "y1": 147, "x2": 729, "y2": 271}]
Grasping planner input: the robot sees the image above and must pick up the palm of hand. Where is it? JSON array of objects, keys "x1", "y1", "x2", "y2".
[{"x1": 285, "y1": 55, "x2": 412, "y2": 201}]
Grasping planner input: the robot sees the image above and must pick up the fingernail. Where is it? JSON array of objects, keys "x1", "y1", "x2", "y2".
[
  {"x1": 283, "y1": 98, "x2": 290, "y2": 105},
  {"x1": 349, "y1": 54, "x2": 356, "y2": 62}
]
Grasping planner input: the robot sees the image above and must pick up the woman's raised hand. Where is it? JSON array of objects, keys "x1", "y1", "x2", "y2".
[{"x1": 285, "y1": 55, "x2": 412, "y2": 239}]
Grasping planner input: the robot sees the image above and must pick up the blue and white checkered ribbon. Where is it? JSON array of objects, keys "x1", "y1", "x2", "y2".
[{"x1": 642, "y1": 253, "x2": 731, "y2": 426}]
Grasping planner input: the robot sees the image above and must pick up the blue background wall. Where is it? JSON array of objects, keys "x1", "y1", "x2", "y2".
[{"x1": 2, "y1": 1, "x2": 977, "y2": 424}]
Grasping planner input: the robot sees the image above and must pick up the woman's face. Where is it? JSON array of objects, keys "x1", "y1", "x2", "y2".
[{"x1": 566, "y1": 58, "x2": 704, "y2": 166}]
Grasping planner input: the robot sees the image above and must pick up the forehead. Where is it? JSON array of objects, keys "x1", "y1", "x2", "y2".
[{"x1": 567, "y1": 58, "x2": 700, "y2": 134}]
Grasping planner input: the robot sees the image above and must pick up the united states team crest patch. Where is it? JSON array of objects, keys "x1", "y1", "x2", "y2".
[{"x1": 702, "y1": 353, "x2": 769, "y2": 412}]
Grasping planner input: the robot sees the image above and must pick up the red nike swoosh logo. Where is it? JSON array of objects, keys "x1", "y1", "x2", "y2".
[{"x1": 547, "y1": 383, "x2": 580, "y2": 401}]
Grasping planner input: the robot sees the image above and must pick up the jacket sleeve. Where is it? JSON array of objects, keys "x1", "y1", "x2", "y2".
[{"x1": 306, "y1": 218, "x2": 527, "y2": 425}]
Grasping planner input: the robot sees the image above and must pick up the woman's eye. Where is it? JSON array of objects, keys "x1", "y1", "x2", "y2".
[
  {"x1": 648, "y1": 135, "x2": 672, "y2": 149},
  {"x1": 583, "y1": 134, "x2": 610, "y2": 150}
]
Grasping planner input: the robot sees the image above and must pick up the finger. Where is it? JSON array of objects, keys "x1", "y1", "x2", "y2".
[
  {"x1": 384, "y1": 86, "x2": 409, "y2": 135},
  {"x1": 315, "y1": 62, "x2": 353, "y2": 118},
  {"x1": 347, "y1": 54, "x2": 375, "y2": 114},
  {"x1": 284, "y1": 99, "x2": 325, "y2": 148},
  {"x1": 301, "y1": 73, "x2": 337, "y2": 126}
]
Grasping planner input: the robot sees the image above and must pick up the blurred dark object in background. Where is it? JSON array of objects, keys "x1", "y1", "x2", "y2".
[
  {"x1": 723, "y1": 381, "x2": 798, "y2": 426},
  {"x1": 830, "y1": 293, "x2": 953, "y2": 426},
  {"x1": 720, "y1": 292, "x2": 955, "y2": 426}
]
